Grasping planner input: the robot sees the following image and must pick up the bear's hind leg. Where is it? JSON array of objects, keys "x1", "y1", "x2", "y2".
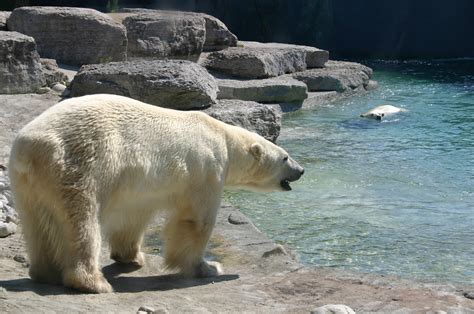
[
  {"x1": 60, "y1": 190, "x2": 113, "y2": 293},
  {"x1": 163, "y1": 192, "x2": 223, "y2": 278},
  {"x1": 105, "y1": 207, "x2": 155, "y2": 267},
  {"x1": 16, "y1": 197, "x2": 62, "y2": 285}
]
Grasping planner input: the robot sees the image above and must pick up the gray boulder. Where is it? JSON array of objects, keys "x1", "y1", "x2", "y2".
[
  {"x1": 205, "y1": 47, "x2": 306, "y2": 79},
  {"x1": 120, "y1": 9, "x2": 237, "y2": 51},
  {"x1": 0, "y1": 12, "x2": 10, "y2": 30},
  {"x1": 217, "y1": 76, "x2": 308, "y2": 103},
  {"x1": 0, "y1": 31, "x2": 45, "y2": 94},
  {"x1": 8, "y1": 6, "x2": 127, "y2": 65},
  {"x1": 71, "y1": 60, "x2": 218, "y2": 110},
  {"x1": 199, "y1": 12, "x2": 238, "y2": 51},
  {"x1": 241, "y1": 41, "x2": 329, "y2": 68},
  {"x1": 325, "y1": 60, "x2": 373, "y2": 78},
  {"x1": 40, "y1": 58, "x2": 69, "y2": 86},
  {"x1": 291, "y1": 61, "x2": 372, "y2": 92},
  {"x1": 123, "y1": 12, "x2": 205, "y2": 62},
  {"x1": 204, "y1": 99, "x2": 281, "y2": 142}
]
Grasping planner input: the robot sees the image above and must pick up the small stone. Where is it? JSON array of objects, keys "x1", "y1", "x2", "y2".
[
  {"x1": 52, "y1": 83, "x2": 67, "y2": 93},
  {"x1": 36, "y1": 86, "x2": 51, "y2": 94},
  {"x1": 138, "y1": 306, "x2": 155, "y2": 313},
  {"x1": 228, "y1": 212, "x2": 249, "y2": 225},
  {"x1": 13, "y1": 254, "x2": 26, "y2": 263},
  {"x1": 365, "y1": 80, "x2": 378, "y2": 91},
  {"x1": 464, "y1": 291, "x2": 474, "y2": 300},
  {"x1": 311, "y1": 304, "x2": 356, "y2": 314},
  {"x1": 0, "y1": 287, "x2": 7, "y2": 299},
  {"x1": 262, "y1": 244, "x2": 287, "y2": 258},
  {"x1": 0, "y1": 222, "x2": 17, "y2": 237}
]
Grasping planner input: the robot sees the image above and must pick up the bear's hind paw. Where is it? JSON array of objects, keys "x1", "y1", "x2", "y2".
[{"x1": 194, "y1": 261, "x2": 224, "y2": 278}]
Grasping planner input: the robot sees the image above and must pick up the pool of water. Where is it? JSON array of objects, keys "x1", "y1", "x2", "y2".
[{"x1": 225, "y1": 59, "x2": 474, "y2": 284}]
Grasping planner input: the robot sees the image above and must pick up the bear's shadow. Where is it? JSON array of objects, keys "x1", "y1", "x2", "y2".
[{"x1": 0, "y1": 263, "x2": 239, "y2": 296}]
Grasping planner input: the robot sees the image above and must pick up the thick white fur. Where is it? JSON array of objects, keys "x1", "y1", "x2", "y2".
[
  {"x1": 360, "y1": 105, "x2": 408, "y2": 120},
  {"x1": 8, "y1": 94, "x2": 303, "y2": 293}
]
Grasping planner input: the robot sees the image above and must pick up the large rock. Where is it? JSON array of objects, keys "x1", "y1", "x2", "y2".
[
  {"x1": 120, "y1": 8, "x2": 237, "y2": 51},
  {"x1": 203, "y1": 99, "x2": 281, "y2": 142},
  {"x1": 291, "y1": 61, "x2": 372, "y2": 92},
  {"x1": 7, "y1": 6, "x2": 127, "y2": 65},
  {"x1": 0, "y1": 12, "x2": 9, "y2": 30},
  {"x1": 205, "y1": 47, "x2": 306, "y2": 79},
  {"x1": 0, "y1": 31, "x2": 45, "y2": 94},
  {"x1": 123, "y1": 12, "x2": 205, "y2": 62},
  {"x1": 241, "y1": 41, "x2": 329, "y2": 68},
  {"x1": 70, "y1": 60, "x2": 218, "y2": 110},
  {"x1": 199, "y1": 12, "x2": 238, "y2": 51},
  {"x1": 217, "y1": 76, "x2": 308, "y2": 103}
]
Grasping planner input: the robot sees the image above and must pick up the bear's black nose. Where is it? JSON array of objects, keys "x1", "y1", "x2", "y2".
[{"x1": 300, "y1": 168, "x2": 305, "y2": 175}]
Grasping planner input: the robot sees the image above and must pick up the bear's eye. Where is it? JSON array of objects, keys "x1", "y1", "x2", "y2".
[{"x1": 283, "y1": 156, "x2": 289, "y2": 162}]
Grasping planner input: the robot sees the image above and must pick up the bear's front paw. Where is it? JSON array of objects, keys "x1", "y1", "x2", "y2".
[
  {"x1": 63, "y1": 270, "x2": 114, "y2": 294},
  {"x1": 194, "y1": 261, "x2": 224, "y2": 278}
]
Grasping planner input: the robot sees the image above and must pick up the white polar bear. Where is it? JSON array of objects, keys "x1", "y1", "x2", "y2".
[
  {"x1": 8, "y1": 94, "x2": 304, "y2": 293},
  {"x1": 360, "y1": 105, "x2": 408, "y2": 120}
]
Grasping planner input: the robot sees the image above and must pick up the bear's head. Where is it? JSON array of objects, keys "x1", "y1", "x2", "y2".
[
  {"x1": 240, "y1": 139, "x2": 304, "y2": 192},
  {"x1": 361, "y1": 112, "x2": 384, "y2": 120}
]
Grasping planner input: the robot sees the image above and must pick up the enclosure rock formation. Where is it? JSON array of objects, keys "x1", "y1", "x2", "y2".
[
  {"x1": 0, "y1": 11, "x2": 9, "y2": 30},
  {"x1": 123, "y1": 12, "x2": 206, "y2": 62},
  {"x1": 217, "y1": 76, "x2": 308, "y2": 103},
  {"x1": 0, "y1": 31, "x2": 45, "y2": 94},
  {"x1": 204, "y1": 99, "x2": 281, "y2": 142},
  {"x1": 70, "y1": 60, "x2": 218, "y2": 110},
  {"x1": 7, "y1": 6, "x2": 127, "y2": 65}
]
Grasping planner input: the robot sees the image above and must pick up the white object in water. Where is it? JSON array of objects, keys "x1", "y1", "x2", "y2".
[{"x1": 360, "y1": 105, "x2": 407, "y2": 120}]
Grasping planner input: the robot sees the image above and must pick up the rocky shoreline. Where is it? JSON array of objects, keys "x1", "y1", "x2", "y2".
[{"x1": 1, "y1": 6, "x2": 473, "y2": 313}]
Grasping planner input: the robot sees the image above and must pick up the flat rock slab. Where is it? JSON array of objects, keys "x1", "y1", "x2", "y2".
[
  {"x1": 204, "y1": 99, "x2": 281, "y2": 142},
  {"x1": 120, "y1": 9, "x2": 237, "y2": 51},
  {"x1": 240, "y1": 41, "x2": 329, "y2": 68},
  {"x1": 122, "y1": 12, "x2": 205, "y2": 62},
  {"x1": 217, "y1": 76, "x2": 308, "y2": 103},
  {"x1": 70, "y1": 60, "x2": 218, "y2": 110},
  {"x1": 205, "y1": 46, "x2": 307, "y2": 79},
  {"x1": 291, "y1": 60, "x2": 372, "y2": 92},
  {"x1": 8, "y1": 6, "x2": 127, "y2": 65},
  {"x1": 0, "y1": 12, "x2": 9, "y2": 30},
  {"x1": 0, "y1": 31, "x2": 45, "y2": 94}
]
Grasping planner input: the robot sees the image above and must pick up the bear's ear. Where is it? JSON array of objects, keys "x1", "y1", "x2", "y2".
[{"x1": 250, "y1": 143, "x2": 263, "y2": 159}]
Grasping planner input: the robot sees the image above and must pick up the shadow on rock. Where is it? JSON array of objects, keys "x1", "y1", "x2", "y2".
[
  {"x1": 0, "y1": 278, "x2": 79, "y2": 296},
  {"x1": 103, "y1": 262, "x2": 239, "y2": 293}
]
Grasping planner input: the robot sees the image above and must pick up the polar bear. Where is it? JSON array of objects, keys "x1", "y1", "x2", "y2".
[
  {"x1": 8, "y1": 94, "x2": 304, "y2": 293},
  {"x1": 360, "y1": 105, "x2": 407, "y2": 120}
]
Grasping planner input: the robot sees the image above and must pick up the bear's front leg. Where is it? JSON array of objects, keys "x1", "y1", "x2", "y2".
[{"x1": 163, "y1": 191, "x2": 223, "y2": 278}]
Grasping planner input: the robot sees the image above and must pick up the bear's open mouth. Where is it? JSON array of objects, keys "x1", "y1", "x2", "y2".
[{"x1": 280, "y1": 179, "x2": 292, "y2": 191}]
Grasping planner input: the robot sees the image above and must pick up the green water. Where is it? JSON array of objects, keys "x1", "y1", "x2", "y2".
[{"x1": 225, "y1": 60, "x2": 474, "y2": 284}]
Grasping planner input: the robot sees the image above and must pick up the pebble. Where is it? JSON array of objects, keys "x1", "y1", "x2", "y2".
[
  {"x1": 0, "y1": 222, "x2": 17, "y2": 237},
  {"x1": 228, "y1": 212, "x2": 249, "y2": 225},
  {"x1": 36, "y1": 86, "x2": 51, "y2": 94},
  {"x1": 0, "y1": 287, "x2": 7, "y2": 299},
  {"x1": 138, "y1": 306, "x2": 155, "y2": 313},
  {"x1": 262, "y1": 244, "x2": 287, "y2": 258},
  {"x1": 464, "y1": 291, "x2": 474, "y2": 300},
  {"x1": 311, "y1": 304, "x2": 356, "y2": 314},
  {"x1": 13, "y1": 254, "x2": 26, "y2": 263}
]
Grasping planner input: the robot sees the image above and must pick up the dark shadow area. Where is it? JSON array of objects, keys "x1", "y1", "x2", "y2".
[
  {"x1": 0, "y1": 278, "x2": 79, "y2": 296},
  {"x1": 108, "y1": 273, "x2": 239, "y2": 293},
  {"x1": 102, "y1": 262, "x2": 239, "y2": 293},
  {"x1": 0, "y1": 266, "x2": 239, "y2": 295}
]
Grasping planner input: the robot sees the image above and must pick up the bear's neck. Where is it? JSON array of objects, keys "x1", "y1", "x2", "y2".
[{"x1": 223, "y1": 126, "x2": 256, "y2": 188}]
